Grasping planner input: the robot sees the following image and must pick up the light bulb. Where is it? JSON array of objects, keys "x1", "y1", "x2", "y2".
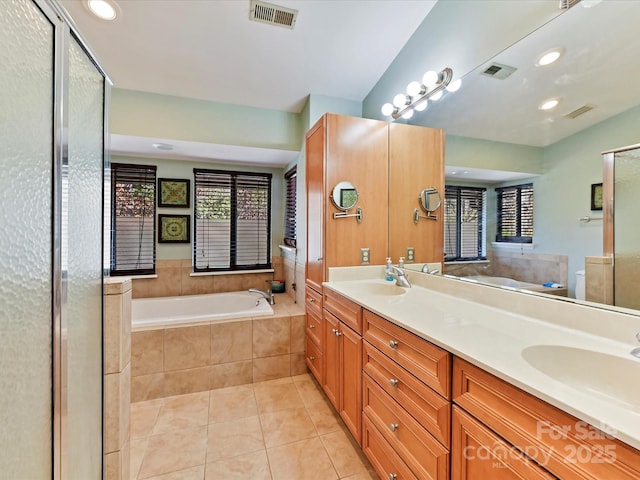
[
  {"x1": 446, "y1": 78, "x2": 462, "y2": 92},
  {"x1": 422, "y1": 70, "x2": 439, "y2": 87},
  {"x1": 414, "y1": 100, "x2": 427, "y2": 112},
  {"x1": 393, "y1": 93, "x2": 409, "y2": 108},
  {"x1": 406, "y1": 81, "x2": 422, "y2": 97},
  {"x1": 539, "y1": 98, "x2": 560, "y2": 110},
  {"x1": 430, "y1": 90, "x2": 443, "y2": 101},
  {"x1": 88, "y1": 0, "x2": 117, "y2": 20},
  {"x1": 381, "y1": 103, "x2": 395, "y2": 117},
  {"x1": 402, "y1": 109, "x2": 414, "y2": 120}
]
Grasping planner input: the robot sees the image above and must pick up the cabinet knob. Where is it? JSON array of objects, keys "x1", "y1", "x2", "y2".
[
  {"x1": 389, "y1": 340, "x2": 398, "y2": 349},
  {"x1": 309, "y1": 324, "x2": 315, "y2": 329},
  {"x1": 308, "y1": 297, "x2": 315, "y2": 303},
  {"x1": 388, "y1": 474, "x2": 397, "y2": 480},
  {"x1": 389, "y1": 423, "x2": 399, "y2": 432},
  {"x1": 309, "y1": 356, "x2": 315, "y2": 361},
  {"x1": 334, "y1": 329, "x2": 342, "y2": 337},
  {"x1": 317, "y1": 257, "x2": 323, "y2": 262},
  {"x1": 389, "y1": 378, "x2": 399, "y2": 388}
]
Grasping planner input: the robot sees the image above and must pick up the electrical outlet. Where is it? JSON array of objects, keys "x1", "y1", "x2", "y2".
[
  {"x1": 360, "y1": 247, "x2": 370, "y2": 265},
  {"x1": 406, "y1": 247, "x2": 415, "y2": 262}
]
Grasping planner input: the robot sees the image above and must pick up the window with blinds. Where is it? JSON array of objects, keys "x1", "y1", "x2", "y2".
[
  {"x1": 444, "y1": 186, "x2": 486, "y2": 261},
  {"x1": 496, "y1": 183, "x2": 534, "y2": 243},
  {"x1": 193, "y1": 169, "x2": 272, "y2": 271},
  {"x1": 110, "y1": 163, "x2": 156, "y2": 275},
  {"x1": 284, "y1": 167, "x2": 296, "y2": 246}
]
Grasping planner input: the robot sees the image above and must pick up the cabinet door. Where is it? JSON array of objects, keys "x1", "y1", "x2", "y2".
[
  {"x1": 389, "y1": 123, "x2": 444, "y2": 264},
  {"x1": 322, "y1": 309, "x2": 340, "y2": 409},
  {"x1": 452, "y1": 407, "x2": 555, "y2": 480},
  {"x1": 325, "y1": 114, "x2": 389, "y2": 269},
  {"x1": 340, "y1": 323, "x2": 362, "y2": 445},
  {"x1": 306, "y1": 119, "x2": 325, "y2": 291}
]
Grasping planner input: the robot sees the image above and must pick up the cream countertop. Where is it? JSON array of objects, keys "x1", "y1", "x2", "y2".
[{"x1": 323, "y1": 266, "x2": 640, "y2": 451}]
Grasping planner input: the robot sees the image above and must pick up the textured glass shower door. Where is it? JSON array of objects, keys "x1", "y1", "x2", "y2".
[
  {"x1": 613, "y1": 148, "x2": 640, "y2": 310},
  {"x1": 0, "y1": 0, "x2": 54, "y2": 477}
]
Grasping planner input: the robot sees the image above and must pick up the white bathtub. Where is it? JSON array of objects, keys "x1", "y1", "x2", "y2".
[
  {"x1": 132, "y1": 291, "x2": 274, "y2": 329},
  {"x1": 462, "y1": 275, "x2": 567, "y2": 296}
]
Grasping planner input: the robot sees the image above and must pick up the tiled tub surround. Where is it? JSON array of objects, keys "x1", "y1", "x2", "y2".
[
  {"x1": 131, "y1": 258, "x2": 285, "y2": 299},
  {"x1": 104, "y1": 277, "x2": 133, "y2": 480},
  {"x1": 131, "y1": 296, "x2": 306, "y2": 402}
]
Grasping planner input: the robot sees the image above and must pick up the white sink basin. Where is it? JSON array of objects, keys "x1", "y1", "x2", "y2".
[{"x1": 522, "y1": 345, "x2": 640, "y2": 410}]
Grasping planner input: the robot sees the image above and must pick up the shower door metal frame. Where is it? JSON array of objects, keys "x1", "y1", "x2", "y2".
[{"x1": 33, "y1": 1, "x2": 112, "y2": 479}]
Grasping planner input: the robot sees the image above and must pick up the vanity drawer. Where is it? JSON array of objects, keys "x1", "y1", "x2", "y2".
[
  {"x1": 305, "y1": 285, "x2": 323, "y2": 318},
  {"x1": 305, "y1": 335, "x2": 323, "y2": 384},
  {"x1": 323, "y1": 288, "x2": 362, "y2": 334},
  {"x1": 453, "y1": 357, "x2": 640, "y2": 480},
  {"x1": 363, "y1": 374, "x2": 449, "y2": 480},
  {"x1": 363, "y1": 340, "x2": 450, "y2": 447},
  {"x1": 363, "y1": 309, "x2": 451, "y2": 398},
  {"x1": 362, "y1": 415, "x2": 419, "y2": 480},
  {"x1": 305, "y1": 306, "x2": 323, "y2": 348}
]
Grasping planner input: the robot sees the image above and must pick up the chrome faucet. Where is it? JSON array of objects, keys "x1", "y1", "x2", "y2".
[
  {"x1": 390, "y1": 266, "x2": 411, "y2": 288},
  {"x1": 421, "y1": 264, "x2": 439, "y2": 275},
  {"x1": 631, "y1": 331, "x2": 640, "y2": 359},
  {"x1": 249, "y1": 288, "x2": 275, "y2": 305}
]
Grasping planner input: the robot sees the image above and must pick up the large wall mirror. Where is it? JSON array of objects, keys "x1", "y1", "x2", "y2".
[{"x1": 400, "y1": 1, "x2": 640, "y2": 315}]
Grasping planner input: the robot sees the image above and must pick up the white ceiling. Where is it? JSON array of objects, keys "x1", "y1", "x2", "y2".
[{"x1": 59, "y1": 0, "x2": 640, "y2": 175}]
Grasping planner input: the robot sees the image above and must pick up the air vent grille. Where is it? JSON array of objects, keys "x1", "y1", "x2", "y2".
[
  {"x1": 480, "y1": 63, "x2": 517, "y2": 80},
  {"x1": 564, "y1": 104, "x2": 596, "y2": 119},
  {"x1": 559, "y1": 0, "x2": 581, "y2": 9},
  {"x1": 250, "y1": 0, "x2": 297, "y2": 29}
]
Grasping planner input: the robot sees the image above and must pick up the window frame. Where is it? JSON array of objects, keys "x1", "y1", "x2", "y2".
[
  {"x1": 193, "y1": 168, "x2": 272, "y2": 273},
  {"x1": 444, "y1": 185, "x2": 487, "y2": 262},
  {"x1": 110, "y1": 163, "x2": 157, "y2": 276},
  {"x1": 283, "y1": 166, "x2": 297, "y2": 247},
  {"x1": 495, "y1": 183, "x2": 534, "y2": 244}
]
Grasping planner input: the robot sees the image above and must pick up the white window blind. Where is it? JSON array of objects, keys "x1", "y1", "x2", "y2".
[
  {"x1": 194, "y1": 169, "x2": 272, "y2": 271},
  {"x1": 444, "y1": 186, "x2": 486, "y2": 261},
  {"x1": 110, "y1": 163, "x2": 156, "y2": 275},
  {"x1": 496, "y1": 183, "x2": 534, "y2": 243}
]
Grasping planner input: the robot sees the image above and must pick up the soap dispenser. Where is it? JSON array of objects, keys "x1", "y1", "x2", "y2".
[
  {"x1": 398, "y1": 256, "x2": 405, "y2": 268},
  {"x1": 385, "y1": 257, "x2": 394, "y2": 281}
]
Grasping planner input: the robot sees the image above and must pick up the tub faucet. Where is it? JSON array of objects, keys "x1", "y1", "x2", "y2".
[
  {"x1": 631, "y1": 331, "x2": 640, "y2": 359},
  {"x1": 390, "y1": 266, "x2": 411, "y2": 288},
  {"x1": 421, "y1": 264, "x2": 439, "y2": 275},
  {"x1": 249, "y1": 288, "x2": 275, "y2": 305}
]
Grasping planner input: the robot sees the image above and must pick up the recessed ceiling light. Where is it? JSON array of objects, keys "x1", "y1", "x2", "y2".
[
  {"x1": 539, "y1": 98, "x2": 561, "y2": 111},
  {"x1": 86, "y1": 0, "x2": 119, "y2": 21},
  {"x1": 152, "y1": 143, "x2": 174, "y2": 151},
  {"x1": 536, "y1": 48, "x2": 564, "y2": 67}
]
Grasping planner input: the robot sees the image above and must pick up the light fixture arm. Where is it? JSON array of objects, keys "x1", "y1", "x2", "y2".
[{"x1": 392, "y1": 67, "x2": 453, "y2": 120}]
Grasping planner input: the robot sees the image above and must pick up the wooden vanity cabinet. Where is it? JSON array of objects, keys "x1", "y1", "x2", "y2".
[
  {"x1": 453, "y1": 357, "x2": 640, "y2": 480},
  {"x1": 304, "y1": 285, "x2": 324, "y2": 383},
  {"x1": 362, "y1": 309, "x2": 451, "y2": 480},
  {"x1": 322, "y1": 289, "x2": 363, "y2": 444}
]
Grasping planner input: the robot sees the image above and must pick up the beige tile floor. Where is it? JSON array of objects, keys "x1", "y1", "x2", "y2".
[{"x1": 130, "y1": 374, "x2": 379, "y2": 480}]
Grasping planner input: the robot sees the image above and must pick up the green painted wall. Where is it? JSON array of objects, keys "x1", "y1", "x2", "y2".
[{"x1": 111, "y1": 89, "x2": 303, "y2": 151}]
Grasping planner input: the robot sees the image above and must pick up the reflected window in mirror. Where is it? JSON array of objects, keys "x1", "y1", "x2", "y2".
[
  {"x1": 444, "y1": 186, "x2": 487, "y2": 261},
  {"x1": 496, "y1": 183, "x2": 534, "y2": 244}
]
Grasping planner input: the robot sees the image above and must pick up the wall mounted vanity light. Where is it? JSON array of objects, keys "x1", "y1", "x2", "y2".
[{"x1": 381, "y1": 67, "x2": 461, "y2": 121}]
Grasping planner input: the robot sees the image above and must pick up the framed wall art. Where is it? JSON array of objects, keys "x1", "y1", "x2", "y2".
[
  {"x1": 158, "y1": 214, "x2": 190, "y2": 243},
  {"x1": 158, "y1": 178, "x2": 190, "y2": 208},
  {"x1": 590, "y1": 183, "x2": 603, "y2": 211}
]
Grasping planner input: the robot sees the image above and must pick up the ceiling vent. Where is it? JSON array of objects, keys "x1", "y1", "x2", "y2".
[
  {"x1": 564, "y1": 104, "x2": 596, "y2": 119},
  {"x1": 480, "y1": 63, "x2": 517, "y2": 80},
  {"x1": 559, "y1": 0, "x2": 581, "y2": 9},
  {"x1": 250, "y1": 0, "x2": 297, "y2": 29}
]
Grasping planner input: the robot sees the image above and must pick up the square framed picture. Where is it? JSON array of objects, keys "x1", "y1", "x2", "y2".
[
  {"x1": 158, "y1": 178, "x2": 190, "y2": 208},
  {"x1": 590, "y1": 183, "x2": 603, "y2": 211},
  {"x1": 158, "y1": 214, "x2": 190, "y2": 243}
]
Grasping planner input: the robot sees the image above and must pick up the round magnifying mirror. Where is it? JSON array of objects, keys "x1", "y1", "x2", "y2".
[
  {"x1": 419, "y1": 187, "x2": 441, "y2": 212},
  {"x1": 331, "y1": 181, "x2": 359, "y2": 211}
]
